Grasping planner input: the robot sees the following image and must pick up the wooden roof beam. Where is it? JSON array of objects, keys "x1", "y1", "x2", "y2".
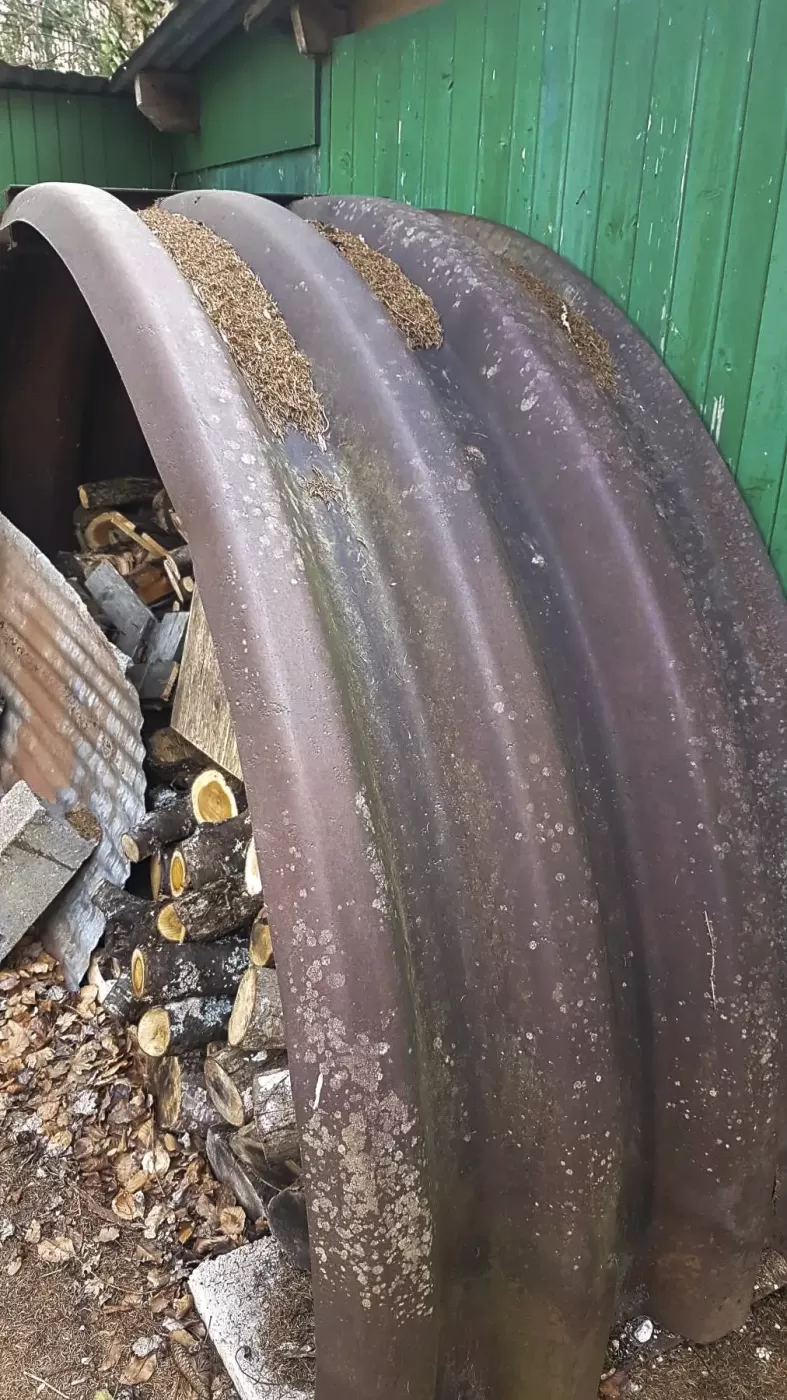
[{"x1": 134, "y1": 70, "x2": 200, "y2": 134}]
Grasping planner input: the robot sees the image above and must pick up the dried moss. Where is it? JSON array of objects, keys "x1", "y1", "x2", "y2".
[
  {"x1": 259, "y1": 1257, "x2": 316, "y2": 1391},
  {"x1": 313, "y1": 221, "x2": 443, "y2": 352},
  {"x1": 140, "y1": 206, "x2": 328, "y2": 443},
  {"x1": 501, "y1": 258, "x2": 616, "y2": 394}
]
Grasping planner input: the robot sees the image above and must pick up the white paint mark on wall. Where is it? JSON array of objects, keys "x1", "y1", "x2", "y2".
[{"x1": 710, "y1": 395, "x2": 726, "y2": 443}]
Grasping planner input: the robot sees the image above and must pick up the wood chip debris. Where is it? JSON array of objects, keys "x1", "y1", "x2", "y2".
[
  {"x1": 313, "y1": 221, "x2": 443, "y2": 351},
  {"x1": 500, "y1": 257, "x2": 616, "y2": 393},
  {"x1": 140, "y1": 206, "x2": 329, "y2": 443}
]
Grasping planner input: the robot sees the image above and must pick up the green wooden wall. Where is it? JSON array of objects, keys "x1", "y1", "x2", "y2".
[
  {"x1": 322, "y1": 0, "x2": 787, "y2": 590},
  {"x1": 172, "y1": 27, "x2": 319, "y2": 193},
  {"x1": 0, "y1": 89, "x2": 171, "y2": 192}
]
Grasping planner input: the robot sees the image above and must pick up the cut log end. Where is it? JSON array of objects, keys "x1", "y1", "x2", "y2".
[
  {"x1": 204, "y1": 1057, "x2": 246, "y2": 1128},
  {"x1": 121, "y1": 832, "x2": 142, "y2": 863},
  {"x1": 138, "y1": 1006, "x2": 171, "y2": 1057},
  {"x1": 244, "y1": 838, "x2": 262, "y2": 897},
  {"x1": 191, "y1": 769, "x2": 238, "y2": 824},
  {"x1": 170, "y1": 848, "x2": 188, "y2": 898},
  {"x1": 249, "y1": 913, "x2": 274, "y2": 968},
  {"x1": 228, "y1": 967, "x2": 257, "y2": 1048},
  {"x1": 157, "y1": 903, "x2": 186, "y2": 943},
  {"x1": 131, "y1": 946, "x2": 146, "y2": 999}
]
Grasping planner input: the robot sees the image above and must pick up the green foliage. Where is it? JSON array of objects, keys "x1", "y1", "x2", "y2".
[{"x1": 0, "y1": 0, "x2": 172, "y2": 75}]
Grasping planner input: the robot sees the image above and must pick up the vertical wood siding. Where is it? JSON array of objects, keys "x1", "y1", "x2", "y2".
[
  {"x1": 0, "y1": 90, "x2": 172, "y2": 194},
  {"x1": 323, "y1": 0, "x2": 787, "y2": 590}
]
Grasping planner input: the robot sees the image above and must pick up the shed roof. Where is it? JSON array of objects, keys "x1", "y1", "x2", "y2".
[
  {"x1": 109, "y1": 0, "x2": 264, "y2": 92},
  {"x1": 0, "y1": 61, "x2": 110, "y2": 95}
]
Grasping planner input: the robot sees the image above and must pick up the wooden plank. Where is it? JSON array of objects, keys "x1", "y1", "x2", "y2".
[
  {"x1": 702, "y1": 0, "x2": 787, "y2": 475},
  {"x1": 627, "y1": 0, "x2": 708, "y2": 353},
  {"x1": 31, "y1": 92, "x2": 61, "y2": 182},
  {"x1": 0, "y1": 781, "x2": 99, "y2": 958},
  {"x1": 371, "y1": 27, "x2": 401, "y2": 197},
  {"x1": 475, "y1": 0, "x2": 519, "y2": 222},
  {"x1": 559, "y1": 0, "x2": 620, "y2": 270},
  {"x1": 79, "y1": 97, "x2": 107, "y2": 186},
  {"x1": 351, "y1": 0, "x2": 439, "y2": 30},
  {"x1": 7, "y1": 91, "x2": 38, "y2": 185},
  {"x1": 84, "y1": 560, "x2": 157, "y2": 660},
  {"x1": 0, "y1": 90, "x2": 14, "y2": 190},
  {"x1": 397, "y1": 24, "x2": 428, "y2": 206},
  {"x1": 135, "y1": 71, "x2": 199, "y2": 134},
  {"x1": 503, "y1": 0, "x2": 546, "y2": 233},
  {"x1": 350, "y1": 28, "x2": 379, "y2": 196},
  {"x1": 530, "y1": 0, "x2": 582, "y2": 251},
  {"x1": 328, "y1": 32, "x2": 357, "y2": 194},
  {"x1": 55, "y1": 95, "x2": 85, "y2": 182},
  {"x1": 419, "y1": 0, "x2": 456, "y2": 210},
  {"x1": 445, "y1": 0, "x2": 486, "y2": 215},
  {"x1": 662, "y1": 0, "x2": 759, "y2": 406},
  {"x1": 591, "y1": 0, "x2": 662, "y2": 309},
  {"x1": 172, "y1": 590, "x2": 242, "y2": 780}
]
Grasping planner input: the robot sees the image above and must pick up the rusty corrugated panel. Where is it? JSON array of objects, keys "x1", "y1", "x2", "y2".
[{"x1": 0, "y1": 511, "x2": 146, "y2": 986}]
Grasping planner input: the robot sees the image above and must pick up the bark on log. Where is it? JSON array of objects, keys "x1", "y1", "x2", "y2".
[
  {"x1": 137, "y1": 995, "x2": 233, "y2": 1057},
  {"x1": 92, "y1": 881, "x2": 158, "y2": 937},
  {"x1": 169, "y1": 810, "x2": 252, "y2": 897},
  {"x1": 144, "y1": 726, "x2": 206, "y2": 785},
  {"x1": 206, "y1": 1128, "x2": 268, "y2": 1221},
  {"x1": 102, "y1": 972, "x2": 138, "y2": 1023},
  {"x1": 131, "y1": 935, "x2": 249, "y2": 1003},
  {"x1": 121, "y1": 798, "x2": 197, "y2": 862},
  {"x1": 204, "y1": 1049, "x2": 262, "y2": 1127},
  {"x1": 229, "y1": 1122, "x2": 297, "y2": 1191},
  {"x1": 228, "y1": 968, "x2": 286, "y2": 1052},
  {"x1": 267, "y1": 1186, "x2": 311, "y2": 1273},
  {"x1": 152, "y1": 1052, "x2": 224, "y2": 1135},
  {"x1": 0, "y1": 782, "x2": 100, "y2": 957},
  {"x1": 249, "y1": 912, "x2": 274, "y2": 968},
  {"x1": 150, "y1": 850, "x2": 166, "y2": 900},
  {"x1": 152, "y1": 488, "x2": 186, "y2": 540},
  {"x1": 157, "y1": 874, "x2": 263, "y2": 944},
  {"x1": 78, "y1": 477, "x2": 160, "y2": 511},
  {"x1": 253, "y1": 1067, "x2": 299, "y2": 1166}
]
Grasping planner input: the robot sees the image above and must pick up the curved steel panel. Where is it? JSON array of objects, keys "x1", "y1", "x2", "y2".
[{"x1": 0, "y1": 186, "x2": 785, "y2": 1400}]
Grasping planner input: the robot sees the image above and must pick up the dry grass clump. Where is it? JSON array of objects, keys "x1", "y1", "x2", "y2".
[
  {"x1": 501, "y1": 258, "x2": 616, "y2": 394},
  {"x1": 259, "y1": 1258, "x2": 315, "y2": 1390},
  {"x1": 313, "y1": 221, "x2": 443, "y2": 352},
  {"x1": 141, "y1": 206, "x2": 328, "y2": 443}
]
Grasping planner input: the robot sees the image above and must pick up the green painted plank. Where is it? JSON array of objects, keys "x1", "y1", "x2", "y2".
[
  {"x1": 329, "y1": 35, "x2": 357, "y2": 194},
  {"x1": 766, "y1": 439, "x2": 787, "y2": 590},
  {"x1": 420, "y1": 1, "x2": 456, "y2": 210},
  {"x1": 372, "y1": 33, "x2": 400, "y2": 197},
  {"x1": 318, "y1": 56, "x2": 332, "y2": 194},
  {"x1": 662, "y1": 0, "x2": 759, "y2": 405},
  {"x1": 530, "y1": 0, "x2": 581, "y2": 249},
  {"x1": 100, "y1": 100, "x2": 151, "y2": 186},
  {"x1": 32, "y1": 93, "x2": 61, "y2": 182},
  {"x1": 704, "y1": 0, "x2": 787, "y2": 473},
  {"x1": 592, "y1": 0, "x2": 662, "y2": 309},
  {"x1": 475, "y1": 0, "x2": 520, "y2": 221},
  {"x1": 627, "y1": 0, "x2": 707, "y2": 353},
  {"x1": 178, "y1": 148, "x2": 319, "y2": 196},
  {"x1": 445, "y1": 0, "x2": 487, "y2": 214},
  {"x1": 79, "y1": 98, "x2": 107, "y2": 185},
  {"x1": 351, "y1": 31, "x2": 379, "y2": 197},
  {"x1": 735, "y1": 153, "x2": 787, "y2": 547},
  {"x1": 174, "y1": 27, "x2": 316, "y2": 175},
  {"x1": 398, "y1": 25, "x2": 428, "y2": 206},
  {"x1": 0, "y1": 91, "x2": 15, "y2": 193},
  {"x1": 8, "y1": 92, "x2": 38, "y2": 185},
  {"x1": 503, "y1": 0, "x2": 546, "y2": 233},
  {"x1": 56, "y1": 96, "x2": 85, "y2": 182},
  {"x1": 559, "y1": 0, "x2": 619, "y2": 270}
]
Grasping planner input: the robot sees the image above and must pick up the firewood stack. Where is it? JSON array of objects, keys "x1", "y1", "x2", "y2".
[{"x1": 53, "y1": 476, "x2": 309, "y2": 1278}]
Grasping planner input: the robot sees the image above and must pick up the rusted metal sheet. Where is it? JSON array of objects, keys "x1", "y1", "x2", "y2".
[
  {"x1": 1, "y1": 184, "x2": 786, "y2": 1400},
  {"x1": 0, "y1": 511, "x2": 146, "y2": 986}
]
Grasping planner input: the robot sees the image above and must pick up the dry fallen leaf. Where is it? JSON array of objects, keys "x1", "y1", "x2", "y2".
[
  {"x1": 6, "y1": 1254, "x2": 22, "y2": 1277},
  {"x1": 98, "y1": 1225, "x2": 120, "y2": 1243},
  {"x1": 168, "y1": 1327, "x2": 200, "y2": 1353},
  {"x1": 38, "y1": 1235, "x2": 76, "y2": 1265},
  {"x1": 24, "y1": 1219, "x2": 41, "y2": 1244},
  {"x1": 121, "y1": 1353, "x2": 157, "y2": 1384},
  {"x1": 219, "y1": 1206, "x2": 246, "y2": 1237},
  {"x1": 142, "y1": 1143, "x2": 170, "y2": 1177},
  {"x1": 112, "y1": 1188, "x2": 144, "y2": 1221}
]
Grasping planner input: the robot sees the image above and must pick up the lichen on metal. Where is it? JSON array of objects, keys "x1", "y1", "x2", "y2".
[{"x1": 0, "y1": 510, "x2": 146, "y2": 986}]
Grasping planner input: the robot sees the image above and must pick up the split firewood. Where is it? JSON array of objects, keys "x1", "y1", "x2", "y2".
[
  {"x1": 172, "y1": 590, "x2": 243, "y2": 780},
  {"x1": 84, "y1": 559, "x2": 157, "y2": 658},
  {"x1": 121, "y1": 797, "x2": 197, "y2": 862},
  {"x1": 206, "y1": 1128, "x2": 268, "y2": 1222},
  {"x1": 128, "y1": 558, "x2": 174, "y2": 605},
  {"x1": 204, "y1": 1048, "x2": 261, "y2": 1127},
  {"x1": 267, "y1": 1186, "x2": 311, "y2": 1273},
  {"x1": 137, "y1": 995, "x2": 234, "y2": 1057},
  {"x1": 77, "y1": 477, "x2": 160, "y2": 511},
  {"x1": 253, "y1": 1067, "x2": 299, "y2": 1166},
  {"x1": 157, "y1": 873, "x2": 263, "y2": 944},
  {"x1": 151, "y1": 1052, "x2": 224, "y2": 1135},
  {"x1": 169, "y1": 810, "x2": 253, "y2": 897},
  {"x1": 131, "y1": 935, "x2": 249, "y2": 1003},
  {"x1": 249, "y1": 911, "x2": 274, "y2": 968},
  {"x1": 129, "y1": 658, "x2": 180, "y2": 704},
  {"x1": 0, "y1": 782, "x2": 101, "y2": 956},
  {"x1": 228, "y1": 968, "x2": 286, "y2": 1052},
  {"x1": 244, "y1": 836, "x2": 262, "y2": 897}
]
